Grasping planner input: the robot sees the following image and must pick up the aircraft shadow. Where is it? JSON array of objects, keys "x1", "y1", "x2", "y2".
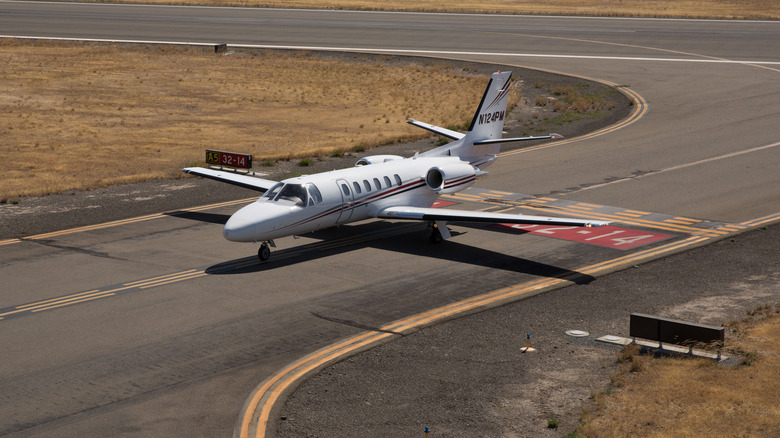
[
  {"x1": 204, "y1": 221, "x2": 595, "y2": 285},
  {"x1": 165, "y1": 210, "x2": 232, "y2": 225}
]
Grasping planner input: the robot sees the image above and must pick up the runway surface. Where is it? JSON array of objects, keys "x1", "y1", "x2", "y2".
[{"x1": 1, "y1": 3, "x2": 779, "y2": 437}]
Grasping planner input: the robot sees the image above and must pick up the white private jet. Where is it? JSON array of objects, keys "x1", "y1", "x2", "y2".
[{"x1": 183, "y1": 71, "x2": 609, "y2": 261}]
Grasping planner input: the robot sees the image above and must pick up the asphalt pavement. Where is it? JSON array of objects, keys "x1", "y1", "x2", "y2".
[
  {"x1": 2, "y1": 6, "x2": 779, "y2": 437},
  {"x1": 275, "y1": 223, "x2": 779, "y2": 437}
]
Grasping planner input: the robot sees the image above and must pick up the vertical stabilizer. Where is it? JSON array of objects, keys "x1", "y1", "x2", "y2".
[
  {"x1": 465, "y1": 71, "x2": 513, "y2": 143},
  {"x1": 419, "y1": 71, "x2": 514, "y2": 168},
  {"x1": 457, "y1": 71, "x2": 513, "y2": 166}
]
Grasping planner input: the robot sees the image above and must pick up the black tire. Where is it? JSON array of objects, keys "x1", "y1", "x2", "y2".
[
  {"x1": 428, "y1": 227, "x2": 443, "y2": 244},
  {"x1": 258, "y1": 243, "x2": 271, "y2": 261}
]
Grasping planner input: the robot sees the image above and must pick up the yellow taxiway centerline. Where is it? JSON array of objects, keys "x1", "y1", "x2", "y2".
[
  {"x1": 241, "y1": 233, "x2": 714, "y2": 438},
  {"x1": 1, "y1": 198, "x2": 256, "y2": 245}
]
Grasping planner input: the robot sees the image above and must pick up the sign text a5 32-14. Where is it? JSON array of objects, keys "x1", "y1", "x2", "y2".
[{"x1": 206, "y1": 149, "x2": 253, "y2": 169}]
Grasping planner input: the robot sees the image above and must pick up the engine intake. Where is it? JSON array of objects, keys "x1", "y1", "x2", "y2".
[{"x1": 425, "y1": 163, "x2": 476, "y2": 194}]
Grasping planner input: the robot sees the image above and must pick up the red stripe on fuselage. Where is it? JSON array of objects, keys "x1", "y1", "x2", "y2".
[
  {"x1": 278, "y1": 178, "x2": 428, "y2": 231},
  {"x1": 443, "y1": 175, "x2": 476, "y2": 190}
]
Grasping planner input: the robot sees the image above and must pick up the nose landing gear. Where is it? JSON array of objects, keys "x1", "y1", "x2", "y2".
[{"x1": 258, "y1": 240, "x2": 275, "y2": 262}]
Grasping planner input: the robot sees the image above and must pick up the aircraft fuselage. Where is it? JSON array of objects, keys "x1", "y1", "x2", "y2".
[{"x1": 223, "y1": 156, "x2": 471, "y2": 242}]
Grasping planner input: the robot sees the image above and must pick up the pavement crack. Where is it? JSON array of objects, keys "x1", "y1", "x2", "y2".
[
  {"x1": 310, "y1": 312, "x2": 404, "y2": 336},
  {"x1": 483, "y1": 198, "x2": 516, "y2": 206},
  {"x1": 25, "y1": 239, "x2": 128, "y2": 261}
]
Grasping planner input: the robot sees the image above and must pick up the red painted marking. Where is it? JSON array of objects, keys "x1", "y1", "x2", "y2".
[
  {"x1": 494, "y1": 224, "x2": 672, "y2": 250},
  {"x1": 220, "y1": 152, "x2": 251, "y2": 169},
  {"x1": 433, "y1": 200, "x2": 457, "y2": 208}
]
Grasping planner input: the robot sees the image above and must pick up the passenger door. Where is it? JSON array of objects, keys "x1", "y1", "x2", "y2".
[{"x1": 336, "y1": 179, "x2": 354, "y2": 224}]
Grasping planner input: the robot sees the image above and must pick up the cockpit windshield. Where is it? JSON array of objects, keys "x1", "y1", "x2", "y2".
[
  {"x1": 261, "y1": 182, "x2": 322, "y2": 207},
  {"x1": 262, "y1": 182, "x2": 284, "y2": 200}
]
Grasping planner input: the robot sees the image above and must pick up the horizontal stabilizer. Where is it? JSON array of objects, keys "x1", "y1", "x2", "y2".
[
  {"x1": 407, "y1": 119, "x2": 465, "y2": 141},
  {"x1": 473, "y1": 133, "x2": 563, "y2": 145},
  {"x1": 182, "y1": 167, "x2": 278, "y2": 192},
  {"x1": 377, "y1": 206, "x2": 610, "y2": 227}
]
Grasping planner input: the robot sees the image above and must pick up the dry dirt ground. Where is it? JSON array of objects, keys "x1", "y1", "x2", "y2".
[{"x1": 0, "y1": 57, "x2": 629, "y2": 240}]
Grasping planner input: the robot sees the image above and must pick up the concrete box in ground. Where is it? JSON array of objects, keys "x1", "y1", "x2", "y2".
[{"x1": 630, "y1": 313, "x2": 724, "y2": 346}]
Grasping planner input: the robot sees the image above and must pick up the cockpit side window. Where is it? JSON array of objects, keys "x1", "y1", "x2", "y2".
[
  {"x1": 277, "y1": 183, "x2": 307, "y2": 206},
  {"x1": 306, "y1": 183, "x2": 323, "y2": 205}
]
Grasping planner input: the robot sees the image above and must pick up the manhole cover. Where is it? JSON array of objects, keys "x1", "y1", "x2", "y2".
[{"x1": 566, "y1": 330, "x2": 589, "y2": 337}]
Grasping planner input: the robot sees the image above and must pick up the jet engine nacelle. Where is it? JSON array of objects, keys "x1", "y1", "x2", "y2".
[
  {"x1": 425, "y1": 163, "x2": 476, "y2": 194},
  {"x1": 355, "y1": 155, "x2": 403, "y2": 166}
]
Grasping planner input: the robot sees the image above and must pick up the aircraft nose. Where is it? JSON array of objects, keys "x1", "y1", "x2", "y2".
[{"x1": 223, "y1": 204, "x2": 260, "y2": 242}]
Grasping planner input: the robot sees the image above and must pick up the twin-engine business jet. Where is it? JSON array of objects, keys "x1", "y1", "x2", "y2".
[{"x1": 183, "y1": 71, "x2": 609, "y2": 261}]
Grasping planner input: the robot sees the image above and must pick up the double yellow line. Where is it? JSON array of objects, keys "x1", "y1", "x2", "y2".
[
  {"x1": 238, "y1": 234, "x2": 710, "y2": 438},
  {"x1": 513, "y1": 202, "x2": 727, "y2": 238},
  {"x1": 499, "y1": 80, "x2": 649, "y2": 159},
  {"x1": 741, "y1": 211, "x2": 780, "y2": 228},
  {"x1": 0, "y1": 198, "x2": 256, "y2": 245},
  {"x1": 0, "y1": 289, "x2": 107, "y2": 318},
  {"x1": 444, "y1": 192, "x2": 728, "y2": 238},
  {"x1": 1, "y1": 223, "x2": 424, "y2": 321},
  {"x1": 0, "y1": 270, "x2": 206, "y2": 321}
]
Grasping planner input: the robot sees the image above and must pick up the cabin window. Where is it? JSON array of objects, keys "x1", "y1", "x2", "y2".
[
  {"x1": 373, "y1": 178, "x2": 381, "y2": 190},
  {"x1": 363, "y1": 180, "x2": 371, "y2": 192},
  {"x1": 352, "y1": 181, "x2": 362, "y2": 194},
  {"x1": 384, "y1": 176, "x2": 392, "y2": 188},
  {"x1": 341, "y1": 183, "x2": 350, "y2": 196},
  {"x1": 394, "y1": 174, "x2": 402, "y2": 186}
]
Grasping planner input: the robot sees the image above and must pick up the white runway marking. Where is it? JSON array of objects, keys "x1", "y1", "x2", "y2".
[{"x1": 3, "y1": 35, "x2": 779, "y2": 65}]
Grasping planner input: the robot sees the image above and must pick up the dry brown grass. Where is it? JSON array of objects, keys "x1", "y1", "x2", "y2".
[
  {"x1": 92, "y1": 0, "x2": 779, "y2": 20},
  {"x1": 581, "y1": 305, "x2": 780, "y2": 437},
  {"x1": 0, "y1": 40, "x2": 498, "y2": 200}
]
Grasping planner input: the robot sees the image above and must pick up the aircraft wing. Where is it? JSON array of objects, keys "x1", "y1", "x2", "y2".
[
  {"x1": 182, "y1": 167, "x2": 278, "y2": 193},
  {"x1": 377, "y1": 206, "x2": 610, "y2": 227}
]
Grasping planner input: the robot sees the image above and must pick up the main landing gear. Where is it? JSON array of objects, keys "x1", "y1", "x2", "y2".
[
  {"x1": 258, "y1": 240, "x2": 275, "y2": 262},
  {"x1": 425, "y1": 221, "x2": 451, "y2": 244}
]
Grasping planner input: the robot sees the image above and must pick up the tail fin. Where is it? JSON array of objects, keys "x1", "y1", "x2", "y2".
[
  {"x1": 413, "y1": 71, "x2": 560, "y2": 167},
  {"x1": 464, "y1": 71, "x2": 513, "y2": 144},
  {"x1": 417, "y1": 71, "x2": 513, "y2": 168}
]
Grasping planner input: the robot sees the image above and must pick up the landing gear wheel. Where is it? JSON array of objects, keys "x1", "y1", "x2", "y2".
[
  {"x1": 258, "y1": 243, "x2": 271, "y2": 262},
  {"x1": 425, "y1": 224, "x2": 443, "y2": 244}
]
